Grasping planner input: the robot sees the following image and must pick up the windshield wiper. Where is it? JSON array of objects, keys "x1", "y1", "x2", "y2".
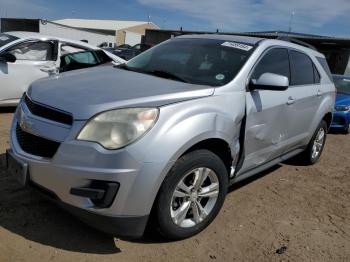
[{"x1": 145, "y1": 70, "x2": 189, "y2": 83}]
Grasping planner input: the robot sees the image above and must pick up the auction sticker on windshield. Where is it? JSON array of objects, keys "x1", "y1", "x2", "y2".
[{"x1": 221, "y1": 42, "x2": 253, "y2": 51}]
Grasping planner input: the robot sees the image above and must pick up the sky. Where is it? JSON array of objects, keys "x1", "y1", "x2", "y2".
[{"x1": 0, "y1": 0, "x2": 349, "y2": 37}]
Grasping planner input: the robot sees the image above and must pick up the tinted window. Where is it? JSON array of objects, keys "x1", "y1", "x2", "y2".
[
  {"x1": 64, "y1": 51, "x2": 97, "y2": 64},
  {"x1": 0, "y1": 33, "x2": 18, "y2": 48},
  {"x1": 126, "y1": 38, "x2": 255, "y2": 87},
  {"x1": 317, "y1": 57, "x2": 333, "y2": 82},
  {"x1": 60, "y1": 51, "x2": 98, "y2": 72},
  {"x1": 252, "y1": 48, "x2": 290, "y2": 80},
  {"x1": 94, "y1": 50, "x2": 112, "y2": 64},
  {"x1": 7, "y1": 41, "x2": 55, "y2": 61},
  {"x1": 289, "y1": 50, "x2": 314, "y2": 85}
]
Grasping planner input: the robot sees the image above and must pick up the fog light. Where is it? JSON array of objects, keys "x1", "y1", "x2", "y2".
[{"x1": 70, "y1": 180, "x2": 119, "y2": 208}]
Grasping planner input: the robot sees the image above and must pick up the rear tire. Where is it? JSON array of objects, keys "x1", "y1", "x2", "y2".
[
  {"x1": 297, "y1": 120, "x2": 328, "y2": 165},
  {"x1": 155, "y1": 150, "x2": 228, "y2": 240}
]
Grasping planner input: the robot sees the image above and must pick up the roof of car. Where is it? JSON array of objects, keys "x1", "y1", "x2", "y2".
[
  {"x1": 177, "y1": 34, "x2": 265, "y2": 45},
  {"x1": 177, "y1": 34, "x2": 324, "y2": 57},
  {"x1": 4, "y1": 31, "x2": 99, "y2": 50}
]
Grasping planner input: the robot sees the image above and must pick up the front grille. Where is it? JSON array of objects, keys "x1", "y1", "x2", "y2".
[
  {"x1": 16, "y1": 124, "x2": 61, "y2": 158},
  {"x1": 24, "y1": 94, "x2": 73, "y2": 125}
]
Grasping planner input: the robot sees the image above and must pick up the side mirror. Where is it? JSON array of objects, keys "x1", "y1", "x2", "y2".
[
  {"x1": 0, "y1": 52, "x2": 16, "y2": 63},
  {"x1": 250, "y1": 73, "x2": 289, "y2": 91}
]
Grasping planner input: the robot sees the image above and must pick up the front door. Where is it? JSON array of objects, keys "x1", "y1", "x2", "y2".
[
  {"x1": 0, "y1": 40, "x2": 58, "y2": 104},
  {"x1": 238, "y1": 47, "x2": 292, "y2": 174}
]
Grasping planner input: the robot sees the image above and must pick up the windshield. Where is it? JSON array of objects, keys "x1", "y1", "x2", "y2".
[
  {"x1": 333, "y1": 76, "x2": 350, "y2": 95},
  {"x1": 125, "y1": 38, "x2": 255, "y2": 86},
  {"x1": 0, "y1": 33, "x2": 19, "y2": 48}
]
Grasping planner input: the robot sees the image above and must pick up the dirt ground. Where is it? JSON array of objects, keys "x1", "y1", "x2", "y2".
[{"x1": 0, "y1": 108, "x2": 349, "y2": 262}]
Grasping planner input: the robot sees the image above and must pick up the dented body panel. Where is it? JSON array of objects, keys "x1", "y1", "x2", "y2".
[{"x1": 9, "y1": 34, "x2": 335, "y2": 237}]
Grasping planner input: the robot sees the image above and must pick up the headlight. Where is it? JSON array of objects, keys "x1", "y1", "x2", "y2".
[
  {"x1": 77, "y1": 108, "x2": 159, "y2": 149},
  {"x1": 334, "y1": 105, "x2": 350, "y2": 112}
]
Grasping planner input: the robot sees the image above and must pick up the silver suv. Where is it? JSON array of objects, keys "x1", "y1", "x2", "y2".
[{"x1": 7, "y1": 35, "x2": 335, "y2": 240}]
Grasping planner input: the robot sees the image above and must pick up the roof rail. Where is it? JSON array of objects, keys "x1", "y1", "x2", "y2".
[{"x1": 276, "y1": 36, "x2": 317, "y2": 51}]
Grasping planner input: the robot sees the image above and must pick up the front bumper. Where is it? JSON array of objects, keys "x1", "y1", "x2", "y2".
[
  {"x1": 331, "y1": 111, "x2": 350, "y2": 130},
  {"x1": 8, "y1": 103, "x2": 169, "y2": 238},
  {"x1": 7, "y1": 145, "x2": 150, "y2": 238}
]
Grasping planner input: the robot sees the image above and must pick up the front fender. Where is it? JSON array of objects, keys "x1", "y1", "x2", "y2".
[{"x1": 123, "y1": 93, "x2": 245, "y2": 216}]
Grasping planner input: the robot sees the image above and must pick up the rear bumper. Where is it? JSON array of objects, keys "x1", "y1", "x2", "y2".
[{"x1": 331, "y1": 111, "x2": 350, "y2": 129}]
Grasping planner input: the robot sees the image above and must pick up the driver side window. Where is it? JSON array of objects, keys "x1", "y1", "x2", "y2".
[
  {"x1": 7, "y1": 41, "x2": 55, "y2": 61},
  {"x1": 252, "y1": 48, "x2": 290, "y2": 81}
]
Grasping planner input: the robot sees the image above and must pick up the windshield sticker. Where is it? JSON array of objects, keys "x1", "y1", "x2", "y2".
[
  {"x1": 0, "y1": 36, "x2": 9, "y2": 41},
  {"x1": 221, "y1": 42, "x2": 253, "y2": 51},
  {"x1": 216, "y1": 74, "x2": 225, "y2": 81}
]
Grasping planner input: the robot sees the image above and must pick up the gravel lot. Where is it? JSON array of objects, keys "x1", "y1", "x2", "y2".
[{"x1": 0, "y1": 108, "x2": 349, "y2": 262}]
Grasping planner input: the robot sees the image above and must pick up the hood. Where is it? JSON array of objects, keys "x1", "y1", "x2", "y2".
[
  {"x1": 28, "y1": 65, "x2": 214, "y2": 120},
  {"x1": 335, "y1": 92, "x2": 350, "y2": 106}
]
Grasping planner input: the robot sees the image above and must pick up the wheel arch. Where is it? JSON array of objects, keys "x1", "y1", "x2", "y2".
[
  {"x1": 180, "y1": 138, "x2": 233, "y2": 175},
  {"x1": 323, "y1": 112, "x2": 333, "y2": 131}
]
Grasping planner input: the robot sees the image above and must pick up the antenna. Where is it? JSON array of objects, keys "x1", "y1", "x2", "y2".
[{"x1": 288, "y1": 11, "x2": 295, "y2": 33}]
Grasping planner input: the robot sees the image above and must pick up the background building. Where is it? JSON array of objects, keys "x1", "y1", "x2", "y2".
[
  {"x1": 0, "y1": 18, "x2": 159, "y2": 47},
  {"x1": 54, "y1": 19, "x2": 159, "y2": 46}
]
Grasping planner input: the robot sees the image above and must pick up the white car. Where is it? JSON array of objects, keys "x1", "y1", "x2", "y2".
[{"x1": 0, "y1": 31, "x2": 125, "y2": 106}]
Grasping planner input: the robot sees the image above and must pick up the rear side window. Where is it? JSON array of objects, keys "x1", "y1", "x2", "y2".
[
  {"x1": 251, "y1": 48, "x2": 290, "y2": 80},
  {"x1": 63, "y1": 51, "x2": 98, "y2": 65},
  {"x1": 289, "y1": 50, "x2": 314, "y2": 85},
  {"x1": 94, "y1": 50, "x2": 112, "y2": 64},
  {"x1": 317, "y1": 57, "x2": 333, "y2": 82}
]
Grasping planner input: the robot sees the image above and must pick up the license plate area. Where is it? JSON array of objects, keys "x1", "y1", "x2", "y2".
[{"x1": 6, "y1": 150, "x2": 28, "y2": 186}]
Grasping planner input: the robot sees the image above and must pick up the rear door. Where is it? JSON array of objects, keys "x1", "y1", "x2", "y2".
[
  {"x1": 239, "y1": 47, "x2": 292, "y2": 174},
  {"x1": 282, "y1": 50, "x2": 321, "y2": 151},
  {"x1": 0, "y1": 40, "x2": 58, "y2": 103}
]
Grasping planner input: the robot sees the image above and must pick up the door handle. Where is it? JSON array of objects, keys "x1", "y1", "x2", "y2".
[
  {"x1": 40, "y1": 66, "x2": 58, "y2": 74},
  {"x1": 317, "y1": 89, "x2": 323, "y2": 97},
  {"x1": 287, "y1": 96, "x2": 295, "y2": 105}
]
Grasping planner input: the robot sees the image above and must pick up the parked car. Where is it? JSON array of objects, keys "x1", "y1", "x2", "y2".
[
  {"x1": 117, "y1": 44, "x2": 131, "y2": 49},
  {"x1": 7, "y1": 35, "x2": 335, "y2": 240},
  {"x1": 0, "y1": 32, "x2": 125, "y2": 106},
  {"x1": 330, "y1": 74, "x2": 350, "y2": 133},
  {"x1": 113, "y1": 43, "x2": 152, "y2": 60}
]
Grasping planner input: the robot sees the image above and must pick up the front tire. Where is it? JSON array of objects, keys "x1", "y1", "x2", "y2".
[
  {"x1": 156, "y1": 150, "x2": 228, "y2": 240},
  {"x1": 298, "y1": 120, "x2": 328, "y2": 165}
]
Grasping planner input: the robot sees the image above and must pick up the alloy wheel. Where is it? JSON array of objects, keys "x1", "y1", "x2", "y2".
[
  {"x1": 170, "y1": 167, "x2": 219, "y2": 228},
  {"x1": 311, "y1": 127, "x2": 325, "y2": 159}
]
